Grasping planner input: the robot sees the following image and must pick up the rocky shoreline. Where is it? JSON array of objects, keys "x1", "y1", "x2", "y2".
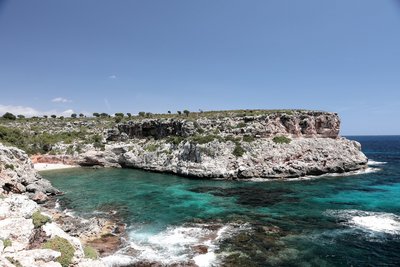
[{"x1": 0, "y1": 144, "x2": 124, "y2": 267}]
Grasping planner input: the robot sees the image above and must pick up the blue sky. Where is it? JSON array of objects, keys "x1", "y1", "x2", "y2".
[{"x1": 0, "y1": 0, "x2": 399, "y2": 135}]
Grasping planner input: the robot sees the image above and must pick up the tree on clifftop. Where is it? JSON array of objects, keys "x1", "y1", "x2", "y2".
[
  {"x1": 2, "y1": 112, "x2": 16, "y2": 120},
  {"x1": 71, "y1": 113, "x2": 77, "y2": 118},
  {"x1": 183, "y1": 110, "x2": 190, "y2": 117},
  {"x1": 93, "y1": 112, "x2": 100, "y2": 117}
]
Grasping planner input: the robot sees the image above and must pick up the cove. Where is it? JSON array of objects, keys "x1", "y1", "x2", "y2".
[{"x1": 42, "y1": 136, "x2": 400, "y2": 266}]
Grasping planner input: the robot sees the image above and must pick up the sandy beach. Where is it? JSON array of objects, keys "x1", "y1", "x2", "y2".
[{"x1": 34, "y1": 163, "x2": 79, "y2": 171}]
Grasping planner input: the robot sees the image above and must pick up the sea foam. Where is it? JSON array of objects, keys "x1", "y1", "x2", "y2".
[
  {"x1": 110, "y1": 223, "x2": 250, "y2": 266},
  {"x1": 326, "y1": 210, "x2": 400, "y2": 235},
  {"x1": 368, "y1": 159, "x2": 387, "y2": 166}
]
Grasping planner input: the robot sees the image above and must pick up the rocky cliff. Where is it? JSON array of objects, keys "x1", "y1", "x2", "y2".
[
  {"x1": 0, "y1": 144, "x2": 116, "y2": 267},
  {"x1": 108, "y1": 110, "x2": 341, "y2": 141},
  {"x1": 0, "y1": 144, "x2": 59, "y2": 203},
  {"x1": 79, "y1": 111, "x2": 368, "y2": 179}
]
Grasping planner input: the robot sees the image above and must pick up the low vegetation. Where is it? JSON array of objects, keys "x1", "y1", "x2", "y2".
[
  {"x1": 42, "y1": 237, "x2": 75, "y2": 267},
  {"x1": 232, "y1": 143, "x2": 245, "y2": 157},
  {"x1": 272, "y1": 135, "x2": 292, "y2": 144},
  {"x1": 191, "y1": 134, "x2": 222, "y2": 144},
  {"x1": 242, "y1": 135, "x2": 255, "y2": 142},
  {"x1": 32, "y1": 211, "x2": 51, "y2": 228},
  {"x1": 5, "y1": 257, "x2": 22, "y2": 267},
  {"x1": 3, "y1": 238, "x2": 12, "y2": 248},
  {"x1": 83, "y1": 245, "x2": 98, "y2": 260},
  {"x1": 145, "y1": 143, "x2": 159, "y2": 152}
]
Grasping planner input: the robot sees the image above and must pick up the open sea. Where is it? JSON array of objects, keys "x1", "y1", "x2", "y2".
[{"x1": 42, "y1": 136, "x2": 400, "y2": 266}]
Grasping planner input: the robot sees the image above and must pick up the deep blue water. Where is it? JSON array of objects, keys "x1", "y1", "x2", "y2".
[{"x1": 43, "y1": 136, "x2": 400, "y2": 266}]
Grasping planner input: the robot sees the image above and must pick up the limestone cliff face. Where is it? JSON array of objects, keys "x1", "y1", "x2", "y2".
[
  {"x1": 79, "y1": 111, "x2": 367, "y2": 179},
  {"x1": 0, "y1": 144, "x2": 59, "y2": 201},
  {"x1": 108, "y1": 111, "x2": 341, "y2": 141}
]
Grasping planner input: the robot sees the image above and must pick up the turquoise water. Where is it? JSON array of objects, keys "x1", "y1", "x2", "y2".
[{"x1": 43, "y1": 136, "x2": 400, "y2": 266}]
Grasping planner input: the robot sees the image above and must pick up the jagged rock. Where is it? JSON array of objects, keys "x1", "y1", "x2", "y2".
[
  {"x1": 0, "y1": 194, "x2": 38, "y2": 219},
  {"x1": 79, "y1": 137, "x2": 367, "y2": 179},
  {"x1": 32, "y1": 191, "x2": 49, "y2": 204},
  {"x1": 0, "y1": 217, "x2": 34, "y2": 252},
  {"x1": 114, "y1": 111, "x2": 340, "y2": 140},
  {"x1": 0, "y1": 144, "x2": 59, "y2": 196},
  {"x1": 4, "y1": 249, "x2": 61, "y2": 266}
]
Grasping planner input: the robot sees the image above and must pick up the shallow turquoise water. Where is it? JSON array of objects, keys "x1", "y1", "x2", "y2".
[{"x1": 43, "y1": 136, "x2": 400, "y2": 266}]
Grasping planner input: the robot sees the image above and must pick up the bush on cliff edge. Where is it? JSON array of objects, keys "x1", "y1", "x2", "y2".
[{"x1": 42, "y1": 236, "x2": 75, "y2": 267}]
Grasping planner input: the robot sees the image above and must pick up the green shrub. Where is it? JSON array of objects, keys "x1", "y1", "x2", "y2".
[
  {"x1": 235, "y1": 122, "x2": 246, "y2": 128},
  {"x1": 145, "y1": 143, "x2": 159, "y2": 152},
  {"x1": 233, "y1": 143, "x2": 245, "y2": 157},
  {"x1": 6, "y1": 257, "x2": 22, "y2": 267},
  {"x1": 84, "y1": 245, "x2": 98, "y2": 259},
  {"x1": 242, "y1": 135, "x2": 255, "y2": 142},
  {"x1": 3, "y1": 238, "x2": 12, "y2": 248},
  {"x1": 32, "y1": 211, "x2": 51, "y2": 228},
  {"x1": 2, "y1": 112, "x2": 16, "y2": 120},
  {"x1": 114, "y1": 116, "x2": 122, "y2": 123},
  {"x1": 166, "y1": 136, "x2": 185, "y2": 145},
  {"x1": 42, "y1": 237, "x2": 75, "y2": 267},
  {"x1": 4, "y1": 164, "x2": 14, "y2": 170},
  {"x1": 191, "y1": 134, "x2": 222, "y2": 144},
  {"x1": 224, "y1": 135, "x2": 240, "y2": 143},
  {"x1": 272, "y1": 135, "x2": 291, "y2": 144},
  {"x1": 0, "y1": 126, "x2": 28, "y2": 151}
]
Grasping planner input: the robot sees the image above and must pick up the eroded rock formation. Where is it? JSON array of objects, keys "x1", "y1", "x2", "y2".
[{"x1": 79, "y1": 111, "x2": 367, "y2": 179}]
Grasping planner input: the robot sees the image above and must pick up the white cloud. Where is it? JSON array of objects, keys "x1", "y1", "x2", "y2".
[
  {"x1": 61, "y1": 109, "x2": 75, "y2": 115},
  {"x1": 108, "y1": 75, "x2": 117, "y2": 79},
  {"x1": 0, "y1": 104, "x2": 41, "y2": 117},
  {"x1": 0, "y1": 104, "x2": 75, "y2": 117},
  {"x1": 51, "y1": 97, "x2": 71, "y2": 103}
]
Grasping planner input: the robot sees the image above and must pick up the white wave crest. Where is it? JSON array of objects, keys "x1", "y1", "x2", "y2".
[
  {"x1": 106, "y1": 223, "x2": 250, "y2": 267},
  {"x1": 326, "y1": 210, "x2": 400, "y2": 235},
  {"x1": 368, "y1": 160, "x2": 387, "y2": 166},
  {"x1": 102, "y1": 255, "x2": 137, "y2": 267}
]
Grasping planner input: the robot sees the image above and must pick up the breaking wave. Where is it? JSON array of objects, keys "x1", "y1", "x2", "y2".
[
  {"x1": 325, "y1": 210, "x2": 400, "y2": 235},
  {"x1": 102, "y1": 223, "x2": 250, "y2": 267},
  {"x1": 368, "y1": 160, "x2": 387, "y2": 166}
]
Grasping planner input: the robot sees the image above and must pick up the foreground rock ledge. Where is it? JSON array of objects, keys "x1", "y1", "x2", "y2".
[{"x1": 0, "y1": 144, "x2": 116, "y2": 267}]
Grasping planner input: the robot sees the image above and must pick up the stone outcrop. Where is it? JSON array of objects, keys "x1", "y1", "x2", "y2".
[
  {"x1": 78, "y1": 137, "x2": 367, "y2": 179},
  {"x1": 0, "y1": 143, "x2": 117, "y2": 267},
  {"x1": 0, "y1": 195, "x2": 106, "y2": 267},
  {"x1": 78, "y1": 111, "x2": 367, "y2": 179},
  {"x1": 108, "y1": 111, "x2": 340, "y2": 141},
  {"x1": 0, "y1": 144, "x2": 59, "y2": 200}
]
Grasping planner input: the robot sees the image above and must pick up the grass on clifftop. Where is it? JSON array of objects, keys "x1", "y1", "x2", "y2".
[
  {"x1": 84, "y1": 245, "x2": 99, "y2": 259},
  {"x1": 272, "y1": 136, "x2": 292, "y2": 144},
  {"x1": 32, "y1": 211, "x2": 51, "y2": 228},
  {"x1": 42, "y1": 237, "x2": 75, "y2": 267}
]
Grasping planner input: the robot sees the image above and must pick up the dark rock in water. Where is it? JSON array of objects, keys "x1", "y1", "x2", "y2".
[
  {"x1": 190, "y1": 186, "x2": 298, "y2": 207},
  {"x1": 87, "y1": 233, "x2": 122, "y2": 256},
  {"x1": 192, "y1": 244, "x2": 208, "y2": 254},
  {"x1": 217, "y1": 223, "x2": 287, "y2": 267}
]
